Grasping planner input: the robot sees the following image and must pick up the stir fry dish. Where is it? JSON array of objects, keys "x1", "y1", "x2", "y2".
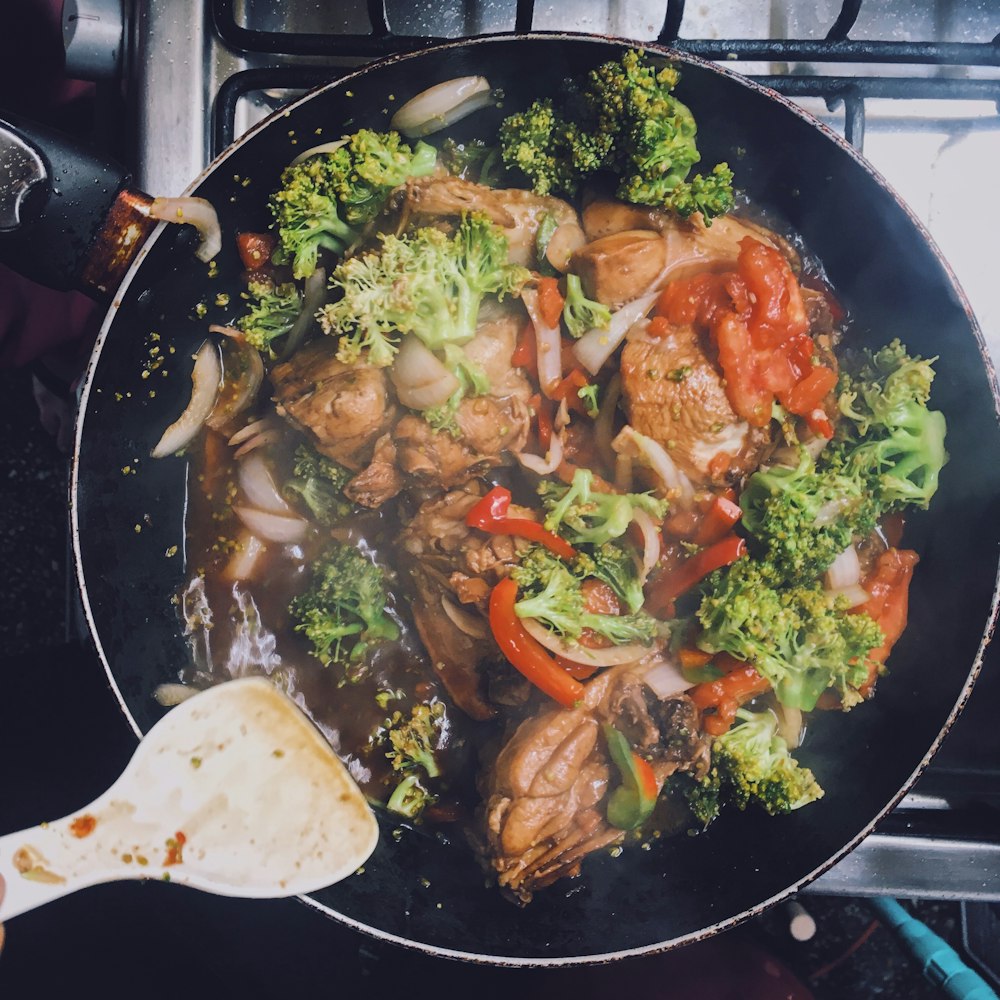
[{"x1": 154, "y1": 51, "x2": 947, "y2": 904}]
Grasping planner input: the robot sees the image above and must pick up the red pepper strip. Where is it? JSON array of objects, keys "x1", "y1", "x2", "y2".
[
  {"x1": 693, "y1": 496, "x2": 743, "y2": 547},
  {"x1": 236, "y1": 232, "x2": 277, "y2": 271},
  {"x1": 645, "y1": 534, "x2": 747, "y2": 615},
  {"x1": 512, "y1": 320, "x2": 536, "y2": 370},
  {"x1": 489, "y1": 579, "x2": 585, "y2": 708},
  {"x1": 689, "y1": 664, "x2": 771, "y2": 736},
  {"x1": 555, "y1": 654, "x2": 600, "y2": 681},
  {"x1": 537, "y1": 276, "x2": 565, "y2": 328},
  {"x1": 466, "y1": 486, "x2": 576, "y2": 559},
  {"x1": 550, "y1": 367, "x2": 591, "y2": 416},
  {"x1": 603, "y1": 724, "x2": 658, "y2": 829}
]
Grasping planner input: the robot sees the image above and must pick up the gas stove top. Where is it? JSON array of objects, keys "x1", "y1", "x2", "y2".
[{"x1": 64, "y1": 0, "x2": 1000, "y2": 901}]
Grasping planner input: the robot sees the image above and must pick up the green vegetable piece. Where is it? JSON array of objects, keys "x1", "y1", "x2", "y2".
[
  {"x1": 385, "y1": 702, "x2": 445, "y2": 779},
  {"x1": 283, "y1": 444, "x2": 352, "y2": 525},
  {"x1": 386, "y1": 774, "x2": 435, "y2": 819},
  {"x1": 236, "y1": 280, "x2": 302, "y2": 357},
  {"x1": 562, "y1": 274, "x2": 611, "y2": 338},
  {"x1": 603, "y1": 724, "x2": 657, "y2": 830}
]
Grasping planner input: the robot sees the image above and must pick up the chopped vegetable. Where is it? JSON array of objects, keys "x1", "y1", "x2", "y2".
[
  {"x1": 603, "y1": 724, "x2": 659, "y2": 830},
  {"x1": 283, "y1": 444, "x2": 352, "y2": 524},
  {"x1": 466, "y1": 485, "x2": 576, "y2": 559},
  {"x1": 387, "y1": 774, "x2": 435, "y2": 819},
  {"x1": 385, "y1": 702, "x2": 445, "y2": 778},
  {"x1": 236, "y1": 279, "x2": 302, "y2": 357},
  {"x1": 562, "y1": 274, "x2": 611, "y2": 338}
]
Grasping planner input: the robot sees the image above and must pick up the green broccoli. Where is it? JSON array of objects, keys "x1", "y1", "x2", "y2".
[
  {"x1": 498, "y1": 50, "x2": 734, "y2": 220},
  {"x1": 512, "y1": 546, "x2": 659, "y2": 646},
  {"x1": 562, "y1": 274, "x2": 611, "y2": 338},
  {"x1": 384, "y1": 701, "x2": 445, "y2": 778},
  {"x1": 439, "y1": 137, "x2": 502, "y2": 186},
  {"x1": 712, "y1": 708, "x2": 824, "y2": 815},
  {"x1": 282, "y1": 444, "x2": 352, "y2": 524},
  {"x1": 289, "y1": 542, "x2": 399, "y2": 673},
  {"x1": 236, "y1": 280, "x2": 302, "y2": 356},
  {"x1": 740, "y1": 447, "x2": 880, "y2": 586},
  {"x1": 577, "y1": 382, "x2": 600, "y2": 418},
  {"x1": 539, "y1": 468, "x2": 668, "y2": 547},
  {"x1": 386, "y1": 774, "x2": 435, "y2": 819},
  {"x1": 270, "y1": 129, "x2": 437, "y2": 279},
  {"x1": 319, "y1": 213, "x2": 531, "y2": 368},
  {"x1": 696, "y1": 559, "x2": 883, "y2": 712},
  {"x1": 834, "y1": 340, "x2": 947, "y2": 509},
  {"x1": 582, "y1": 541, "x2": 646, "y2": 614}
]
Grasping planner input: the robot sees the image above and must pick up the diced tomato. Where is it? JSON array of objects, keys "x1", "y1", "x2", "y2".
[
  {"x1": 236, "y1": 232, "x2": 276, "y2": 271},
  {"x1": 738, "y1": 237, "x2": 808, "y2": 349},
  {"x1": 689, "y1": 663, "x2": 771, "y2": 736},
  {"x1": 582, "y1": 579, "x2": 621, "y2": 616},
  {"x1": 781, "y1": 364, "x2": 837, "y2": 416},
  {"x1": 646, "y1": 315, "x2": 671, "y2": 339}
]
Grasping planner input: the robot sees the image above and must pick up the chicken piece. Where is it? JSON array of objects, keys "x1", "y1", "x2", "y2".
[
  {"x1": 398, "y1": 488, "x2": 525, "y2": 719},
  {"x1": 270, "y1": 340, "x2": 398, "y2": 471},
  {"x1": 620, "y1": 325, "x2": 773, "y2": 486},
  {"x1": 343, "y1": 433, "x2": 403, "y2": 508},
  {"x1": 570, "y1": 229, "x2": 667, "y2": 308},
  {"x1": 480, "y1": 664, "x2": 710, "y2": 904},
  {"x1": 400, "y1": 176, "x2": 580, "y2": 267}
]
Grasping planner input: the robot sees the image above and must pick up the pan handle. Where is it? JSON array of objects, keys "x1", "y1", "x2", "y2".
[{"x1": 0, "y1": 114, "x2": 155, "y2": 299}]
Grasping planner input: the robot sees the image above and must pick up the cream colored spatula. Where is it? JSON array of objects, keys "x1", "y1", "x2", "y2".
[{"x1": 0, "y1": 677, "x2": 378, "y2": 920}]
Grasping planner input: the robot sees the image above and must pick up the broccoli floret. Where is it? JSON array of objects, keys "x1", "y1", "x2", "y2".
[
  {"x1": 498, "y1": 51, "x2": 733, "y2": 219},
  {"x1": 386, "y1": 774, "x2": 435, "y2": 819},
  {"x1": 319, "y1": 213, "x2": 530, "y2": 367},
  {"x1": 577, "y1": 383, "x2": 600, "y2": 418},
  {"x1": 236, "y1": 280, "x2": 302, "y2": 356},
  {"x1": 439, "y1": 137, "x2": 502, "y2": 186},
  {"x1": 512, "y1": 546, "x2": 659, "y2": 646},
  {"x1": 834, "y1": 340, "x2": 947, "y2": 509},
  {"x1": 539, "y1": 468, "x2": 668, "y2": 547},
  {"x1": 696, "y1": 559, "x2": 883, "y2": 711},
  {"x1": 713, "y1": 708, "x2": 824, "y2": 815},
  {"x1": 385, "y1": 701, "x2": 445, "y2": 778},
  {"x1": 676, "y1": 769, "x2": 722, "y2": 827},
  {"x1": 283, "y1": 444, "x2": 352, "y2": 524},
  {"x1": 740, "y1": 447, "x2": 880, "y2": 586},
  {"x1": 562, "y1": 274, "x2": 611, "y2": 338},
  {"x1": 270, "y1": 129, "x2": 437, "y2": 279},
  {"x1": 289, "y1": 542, "x2": 399, "y2": 672},
  {"x1": 584, "y1": 542, "x2": 646, "y2": 614}
]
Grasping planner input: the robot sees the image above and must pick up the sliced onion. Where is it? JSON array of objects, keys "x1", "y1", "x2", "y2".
[
  {"x1": 826, "y1": 583, "x2": 871, "y2": 610},
  {"x1": 290, "y1": 139, "x2": 348, "y2": 167},
  {"x1": 233, "y1": 505, "x2": 308, "y2": 544},
  {"x1": 594, "y1": 373, "x2": 622, "y2": 472},
  {"x1": 280, "y1": 266, "x2": 326, "y2": 360},
  {"x1": 151, "y1": 340, "x2": 221, "y2": 458},
  {"x1": 573, "y1": 293, "x2": 658, "y2": 376},
  {"x1": 631, "y1": 508, "x2": 661, "y2": 586},
  {"x1": 613, "y1": 425, "x2": 695, "y2": 507},
  {"x1": 205, "y1": 334, "x2": 264, "y2": 431},
  {"x1": 391, "y1": 76, "x2": 493, "y2": 137},
  {"x1": 148, "y1": 196, "x2": 222, "y2": 262},
  {"x1": 774, "y1": 704, "x2": 804, "y2": 750},
  {"x1": 520, "y1": 618, "x2": 651, "y2": 667},
  {"x1": 614, "y1": 452, "x2": 634, "y2": 493},
  {"x1": 222, "y1": 529, "x2": 268, "y2": 583},
  {"x1": 229, "y1": 418, "x2": 271, "y2": 447},
  {"x1": 638, "y1": 654, "x2": 694, "y2": 700},
  {"x1": 517, "y1": 426, "x2": 565, "y2": 476},
  {"x1": 153, "y1": 683, "x2": 199, "y2": 707},
  {"x1": 824, "y1": 544, "x2": 861, "y2": 591},
  {"x1": 239, "y1": 452, "x2": 291, "y2": 514},
  {"x1": 521, "y1": 287, "x2": 562, "y2": 396},
  {"x1": 390, "y1": 335, "x2": 460, "y2": 410},
  {"x1": 441, "y1": 596, "x2": 489, "y2": 640},
  {"x1": 546, "y1": 223, "x2": 587, "y2": 273}
]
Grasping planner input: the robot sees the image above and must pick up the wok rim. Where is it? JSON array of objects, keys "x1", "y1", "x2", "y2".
[{"x1": 70, "y1": 30, "x2": 1000, "y2": 967}]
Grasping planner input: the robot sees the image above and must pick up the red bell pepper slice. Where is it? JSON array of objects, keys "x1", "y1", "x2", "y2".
[
  {"x1": 489, "y1": 579, "x2": 585, "y2": 708},
  {"x1": 236, "y1": 232, "x2": 277, "y2": 271},
  {"x1": 512, "y1": 320, "x2": 536, "y2": 370},
  {"x1": 646, "y1": 534, "x2": 747, "y2": 615},
  {"x1": 689, "y1": 663, "x2": 771, "y2": 736},
  {"x1": 693, "y1": 496, "x2": 743, "y2": 547},
  {"x1": 466, "y1": 486, "x2": 576, "y2": 560},
  {"x1": 603, "y1": 724, "x2": 659, "y2": 830},
  {"x1": 537, "y1": 276, "x2": 565, "y2": 328}
]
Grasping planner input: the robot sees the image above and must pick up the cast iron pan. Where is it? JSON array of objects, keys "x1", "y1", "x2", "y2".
[{"x1": 7, "y1": 34, "x2": 1000, "y2": 964}]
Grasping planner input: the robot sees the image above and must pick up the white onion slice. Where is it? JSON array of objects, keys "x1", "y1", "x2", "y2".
[
  {"x1": 233, "y1": 506, "x2": 308, "y2": 544},
  {"x1": 390, "y1": 335, "x2": 460, "y2": 410},
  {"x1": 290, "y1": 138, "x2": 349, "y2": 166},
  {"x1": 229, "y1": 418, "x2": 270, "y2": 447},
  {"x1": 151, "y1": 340, "x2": 221, "y2": 458},
  {"x1": 391, "y1": 76, "x2": 493, "y2": 137},
  {"x1": 614, "y1": 452, "x2": 634, "y2": 493},
  {"x1": 222, "y1": 529, "x2": 268, "y2": 583},
  {"x1": 824, "y1": 544, "x2": 861, "y2": 591},
  {"x1": 520, "y1": 618, "x2": 651, "y2": 667},
  {"x1": 546, "y1": 223, "x2": 587, "y2": 272},
  {"x1": 148, "y1": 196, "x2": 222, "y2": 262},
  {"x1": 638, "y1": 654, "x2": 695, "y2": 700},
  {"x1": 631, "y1": 508, "x2": 662, "y2": 586},
  {"x1": 826, "y1": 583, "x2": 871, "y2": 610},
  {"x1": 517, "y1": 427, "x2": 565, "y2": 476},
  {"x1": 280, "y1": 266, "x2": 326, "y2": 360},
  {"x1": 774, "y1": 704, "x2": 804, "y2": 750},
  {"x1": 441, "y1": 596, "x2": 489, "y2": 640},
  {"x1": 239, "y1": 452, "x2": 292, "y2": 515},
  {"x1": 573, "y1": 293, "x2": 658, "y2": 376},
  {"x1": 521, "y1": 287, "x2": 562, "y2": 397},
  {"x1": 205, "y1": 334, "x2": 264, "y2": 431},
  {"x1": 612, "y1": 425, "x2": 695, "y2": 507},
  {"x1": 153, "y1": 683, "x2": 199, "y2": 707}
]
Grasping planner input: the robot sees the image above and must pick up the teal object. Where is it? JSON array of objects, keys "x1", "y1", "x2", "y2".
[{"x1": 870, "y1": 897, "x2": 997, "y2": 1000}]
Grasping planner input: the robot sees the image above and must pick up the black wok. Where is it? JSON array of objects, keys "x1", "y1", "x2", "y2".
[{"x1": 11, "y1": 34, "x2": 1000, "y2": 964}]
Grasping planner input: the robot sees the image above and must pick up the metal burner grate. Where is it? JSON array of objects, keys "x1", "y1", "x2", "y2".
[{"x1": 210, "y1": 0, "x2": 1000, "y2": 154}]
